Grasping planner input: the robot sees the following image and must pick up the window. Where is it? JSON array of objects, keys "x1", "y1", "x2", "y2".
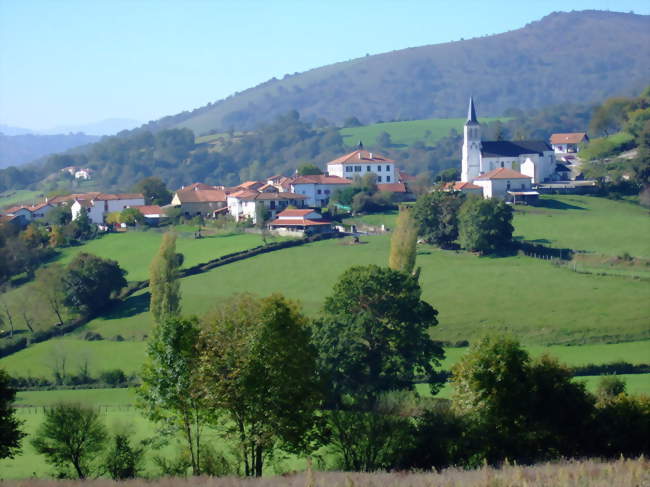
[
  {"x1": 386, "y1": 165, "x2": 390, "y2": 171},
  {"x1": 506, "y1": 181, "x2": 511, "y2": 191},
  {"x1": 377, "y1": 176, "x2": 382, "y2": 182},
  {"x1": 355, "y1": 166, "x2": 361, "y2": 172},
  {"x1": 366, "y1": 165, "x2": 371, "y2": 171},
  {"x1": 377, "y1": 165, "x2": 382, "y2": 171},
  {"x1": 317, "y1": 189, "x2": 322, "y2": 194},
  {"x1": 346, "y1": 166, "x2": 353, "y2": 172},
  {"x1": 500, "y1": 161, "x2": 504, "y2": 168},
  {"x1": 386, "y1": 176, "x2": 391, "y2": 182},
  {"x1": 324, "y1": 189, "x2": 330, "y2": 194},
  {"x1": 270, "y1": 201, "x2": 276, "y2": 209}
]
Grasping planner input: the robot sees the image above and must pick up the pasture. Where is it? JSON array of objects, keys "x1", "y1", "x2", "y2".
[
  {"x1": 0, "y1": 189, "x2": 44, "y2": 209},
  {"x1": 339, "y1": 117, "x2": 506, "y2": 148},
  {"x1": 513, "y1": 195, "x2": 650, "y2": 258}
]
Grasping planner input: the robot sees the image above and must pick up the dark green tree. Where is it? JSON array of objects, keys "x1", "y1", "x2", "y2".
[
  {"x1": 296, "y1": 163, "x2": 323, "y2": 175},
  {"x1": 413, "y1": 191, "x2": 465, "y2": 247},
  {"x1": 197, "y1": 294, "x2": 323, "y2": 477},
  {"x1": 134, "y1": 176, "x2": 173, "y2": 206},
  {"x1": 376, "y1": 131, "x2": 392, "y2": 148},
  {"x1": 104, "y1": 433, "x2": 144, "y2": 480},
  {"x1": 31, "y1": 403, "x2": 108, "y2": 478},
  {"x1": 312, "y1": 265, "x2": 442, "y2": 408},
  {"x1": 458, "y1": 196, "x2": 514, "y2": 253},
  {"x1": 0, "y1": 369, "x2": 25, "y2": 459},
  {"x1": 62, "y1": 253, "x2": 127, "y2": 314}
]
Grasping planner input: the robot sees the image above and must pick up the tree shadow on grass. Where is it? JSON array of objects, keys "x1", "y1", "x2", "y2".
[
  {"x1": 103, "y1": 292, "x2": 150, "y2": 320},
  {"x1": 535, "y1": 199, "x2": 586, "y2": 210}
]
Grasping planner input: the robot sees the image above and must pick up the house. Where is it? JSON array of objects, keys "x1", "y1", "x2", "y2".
[
  {"x1": 289, "y1": 174, "x2": 351, "y2": 207},
  {"x1": 74, "y1": 168, "x2": 93, "y2": 180},
  {"x1": 227, "y1": 189, "x2": 307, "y2": 224},
  {"x1": 550, "y1": 132, "x2": 589, "y2": 154},
  {"x1": 441, "y1": 181, "x2": 483, "y2": 196},
  {"x1": 28, "y1": 201, "x2": 56, "y2": 219},
  {"x1": 238, "y1": 180, "x2": 266, "y2": 191},
  {"x1": 171, "y1": 184, "x2": 228, "y2": 218},
  {"x1": 268, "y1": 209, "x2": 333, "y2": 236},
  {"x1": 71, "y1": 193, "x2": 145, "y2": 224},
  {"x1": 4, "y1": 205, "x2": 34, "y2": 223},
  {"x1": 473, "y1": 167, "x2": 533, "y2": 199},
  {"x1": 327, "y1": 145, "x2": 396, "y2": 184},
  {"x1": 461, "y1": 98, "x2": 557, "y2": 185},
  {"x1": 130, "y1": 205, "x2": 164, "y2": 224}
]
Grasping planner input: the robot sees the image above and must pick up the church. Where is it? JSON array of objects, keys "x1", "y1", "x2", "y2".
[{"x1": 460, "y1": 98, "x2": 557, "y2": 191}]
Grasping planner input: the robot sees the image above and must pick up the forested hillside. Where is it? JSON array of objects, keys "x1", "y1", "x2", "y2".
[{"x1": 142, "y1": 10, "x2": 649, "y2": 133}]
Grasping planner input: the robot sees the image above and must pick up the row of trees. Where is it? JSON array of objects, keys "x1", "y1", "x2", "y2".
[{"x1": 413, "y1": 191, "x2": 514, "y2": 253}]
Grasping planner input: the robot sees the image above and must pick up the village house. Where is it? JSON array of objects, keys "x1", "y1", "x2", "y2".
[
  {"x1": 326, "y1": 146, "x2": 396, "y2": 184},
  {"x1": 441, "y1": 181, "x2": 484, "y2": 196},
  {"x1": 130, "y1": 205, "x2": 165, "y2": 224},
  {"x1": 227, "y1": 187, "x2": 306, "y2": 224},
  {"x1": 71, "y1": 193, "x2": 145, "y2": 224},
  {"x1": 3, "y1": 201, "x2": 56, "y2": 223},
  {"x1": 472, "y1": 167, "x2": 534, "y2": 200},
  {"x1": 171, "y1": 183, "x2": 229, "y2": 218},
  {"x1": 550, "y1": 132, "x2": 589, "y2": 154},
  {"x1": 268, "y1": 208, "x2": 333, "y2": 236},
  {"x1": 289, "y1": 174, "x2": 351, "y2": 207}
]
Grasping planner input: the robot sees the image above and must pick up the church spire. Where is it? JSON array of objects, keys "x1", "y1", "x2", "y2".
[{"x1": 466, "y1": 96, "x2": 478, "y2": 125}]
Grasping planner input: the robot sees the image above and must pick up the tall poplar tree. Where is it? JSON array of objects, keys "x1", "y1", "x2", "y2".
[
  {"x1": 388, "y1": 207, "x2": 418, "y2": 274},
  {"x1": 149, "y1": 233, "x2": 182, "y2": 324}
]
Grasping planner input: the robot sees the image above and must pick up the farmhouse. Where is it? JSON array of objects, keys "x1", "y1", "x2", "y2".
[
  {"x1": 289, "y1": 174, "x2": 351, "y2": 207},
  {"x1": 268, "y1": 208, "x2": 333, "y2": 236},
  {"x1": 442, "y1": 181, "x2": 483, "y2": 196},
  {"x1": 71, "y1": 193, "x2": 145, "y2": 224},
  {"x1": 550, "y1": 132, "x2": 589, "y2": 154},
  {"x1": 461, "y1": 98, "x2": 557, "y2": 186},
  {"x1": 130, "y1": 205, "x2": 165, "y2": 223},
  {"x1": 327, "y1": 146, "x2": 396, "y2": 184},
  {"x1": 473, "y1": 167, "x2": 533, "y2": 199},
  {"x1": 171, "y1": 183, "x2": 229, "y2": 218},
  {"x1": 227, "y1": 187, "x2": 307, "y2": 224}
]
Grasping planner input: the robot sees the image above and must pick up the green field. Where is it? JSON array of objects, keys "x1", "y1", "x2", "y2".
[
  {"x1": 514, "y1": 195, "x2": 650, "y2": 258},
  {"x1": 0, "y1": 189, "x2": 44, "y2": 209},
  {"x1": 15, "y1": 387, "x2": 137, "y2": 407},
  {"x1": 340, "y1": 117, "x2": 506, "y2": 148},
  {"x1": 55, "y1": 230, "x2": 265, "y2": 282}
]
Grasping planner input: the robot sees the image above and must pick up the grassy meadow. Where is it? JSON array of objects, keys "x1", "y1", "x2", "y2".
[
  {"x1": 339, "y1": 117, "x2": 506, "y2": 148},
  {"x1": 0, "y1": 189, "x2": 44, "y2": 209}
]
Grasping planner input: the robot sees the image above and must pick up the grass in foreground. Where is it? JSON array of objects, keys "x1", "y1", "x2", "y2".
[{"x1": 1, "y1": 457, "x2": 647, "y2": 485}]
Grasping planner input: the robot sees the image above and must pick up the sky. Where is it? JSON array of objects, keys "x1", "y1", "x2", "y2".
[{"x1": 1, "y1": 0, "x2": 648, "y2": 131}]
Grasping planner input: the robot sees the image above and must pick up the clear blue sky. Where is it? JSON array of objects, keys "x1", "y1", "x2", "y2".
[{"x1": 1, "y1": 0, "x2": 648, "y2": 130}]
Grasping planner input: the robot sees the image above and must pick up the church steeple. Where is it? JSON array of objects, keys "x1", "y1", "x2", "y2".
[{"x1": 466, "y1": 96, "x2": 478, "y2": 125}]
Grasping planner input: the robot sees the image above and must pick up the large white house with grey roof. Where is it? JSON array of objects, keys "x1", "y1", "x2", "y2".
[{"x1": 461, "y1": 98, "x2": 557, "y2": 184}]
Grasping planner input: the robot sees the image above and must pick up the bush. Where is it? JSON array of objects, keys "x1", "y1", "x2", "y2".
[
  {"x1": 104, "y1": 433, "x2": 144, "y2": 480},
  {"x1": 99, "y1": 369, "x2": 127, "y2": 386},
  {"x1": 83, "y1": 331, "x2": 103, "y2": 341}
]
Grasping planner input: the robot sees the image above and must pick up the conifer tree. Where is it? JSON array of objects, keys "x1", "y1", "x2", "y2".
[
  {"x1": 149, "y1": 233, "x2": 182, "y2": 324},
  {"x1": 388, "y1": 207, "x2": 418, "y2": 274}
]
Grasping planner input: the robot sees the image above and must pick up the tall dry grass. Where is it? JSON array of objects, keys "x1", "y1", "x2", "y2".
[{"x1": 2, "y1": 457, "x2": 648, "y2": 487}]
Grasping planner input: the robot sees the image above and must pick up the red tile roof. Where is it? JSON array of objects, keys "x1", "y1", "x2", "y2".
[
  {"x1": 229, "y1": 190, "x2": 306, "y2": 202},
  {"x1": 270, "y1": 218, "x2": 332, "y2": 227},
  {"x1": 239, "y1": 180, "x2": 265, "y2": 190},
  {"x1": 291, "y1": 175, "x2": 351, "y2": 185},
  {"x1": 474, "y1": 168, "x2": 531, "y2": 180},
  {"x1": 377, "y1": 182, "x2": 408, "y2": 193},
  {"x1": 443, "y1": 181, "x2": 482, "y2": 190},
  {"x1": 176, "y1": 188, "x2": 227, "y2": 203},
  {"x1": 327, "y1": 149, "x2": 394, "y2": 165},
  {"x1": 398, "y1": 170, "x2": 416, "y2": 182},
  {"x1": 550, "y1": 132, "x2": 588, "y2": 145},
  {"x1": 131, "y1": 205, "x2": 163, "y2": 216},
  {"x1": 95, "y1": 193, "x2": 144, "y2": 201},
  {"x1": 276, "y1": 209, "x2": 318, "y2": 217},
  {"x1": 4, "y1": 205, "x2": 31, "y2": 214},
  {"x1": 48, "y1": 192, "x2": 102, "y2": 204}
]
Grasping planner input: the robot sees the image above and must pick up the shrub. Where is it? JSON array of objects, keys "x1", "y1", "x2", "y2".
[{"x1": 99, "y1": 369, "x2": 127, "y2": 386}]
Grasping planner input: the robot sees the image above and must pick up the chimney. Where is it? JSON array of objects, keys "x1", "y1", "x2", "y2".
[
  {"x1": 358, "y1": 152, "x2": 361, "y2": 159},
  {"x1": 369, "y1": 153, "x2": 373, "y2": 159}
]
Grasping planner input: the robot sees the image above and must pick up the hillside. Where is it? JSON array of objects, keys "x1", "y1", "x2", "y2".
[
  {"x1": 0, "y1": 133, "x2": 101, "y2": 168},
  {"x1": 141, "y1": 10, "x2": 650, "y2": 134}
]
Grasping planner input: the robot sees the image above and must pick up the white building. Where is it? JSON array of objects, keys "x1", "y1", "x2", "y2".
[
  {"x1": 227, "y1": 188, "x2": 307, "y2": 224},
  {"x1": 71, "y1": 193, "x2": 145, "y2": 224},
  {"x1": 550, "y1": 132, "x2": 589, "y2": 154},
  {"x1": 289, "y1": 174, "x2": 351, "y2": 207},
  {"x1": 473, "y1": 168, "x2": 532, "y2": 199},
  {"x1": 461, "y1": 98, "x2": 556, "y2": 185},
  {"x1": 327, "y1": 147, "x2": 396, "y2": 184}
]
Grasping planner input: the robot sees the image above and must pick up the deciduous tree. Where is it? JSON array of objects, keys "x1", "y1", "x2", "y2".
[
  {"x1": 31, "y1": 403, "x2": 107, "y2": 478},
  {"x1": 0, "y1": 369, "x2": 25, "y2": 460},
  {"x1": 197, "y1": 294, "x2": 323, "y2": 477},
  {"x1": 388, "y1": 207, "x2": 418, "y2": 274},
  {"x1": 413, "y1": 191, "x2": 465, "y2": 247},
  {"x1": 34, "y1": 264, "x2": 67, "y2": 326},
  {"x1": 458, "y1": 196, "x2": 513, "y2": 253}
]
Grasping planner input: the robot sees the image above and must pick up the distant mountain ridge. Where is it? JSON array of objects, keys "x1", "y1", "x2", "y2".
[
  {"x1": 0, "y1": 133, "x2": 101, "y2": 168},
  {"x1": 140, "y1": 10, "x2": 649, "y2": 134}
]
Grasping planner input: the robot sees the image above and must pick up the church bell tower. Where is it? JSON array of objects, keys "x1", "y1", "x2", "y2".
[{"x1": 461, "y1": 97, "x2": 481, "y2": 182}]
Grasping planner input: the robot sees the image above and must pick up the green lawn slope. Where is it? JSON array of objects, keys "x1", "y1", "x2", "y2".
[{"x1": 340, "y1": 117, "x2": 505, "y2": 148}]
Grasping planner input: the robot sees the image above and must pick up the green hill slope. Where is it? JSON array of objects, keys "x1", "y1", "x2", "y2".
[{"x1": 141, "y1": 10, "x2": 650, "y2": 134}]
